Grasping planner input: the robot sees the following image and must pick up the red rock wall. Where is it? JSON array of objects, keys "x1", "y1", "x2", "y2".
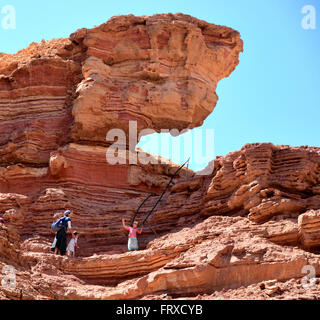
[
  {"x1": 0, "y1": 57, "x2": 81, "y2": 165},
  {"x1": 1, "y1": 14, "x2": 320, "y2": 300},
  {"x1": 0, "y1": 13, "x2": 243, "y2": 258}
]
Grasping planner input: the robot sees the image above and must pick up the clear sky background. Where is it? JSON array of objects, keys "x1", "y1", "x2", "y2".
[{"x1": 1, "y1": 0, "x2": 319, "y2": 171}]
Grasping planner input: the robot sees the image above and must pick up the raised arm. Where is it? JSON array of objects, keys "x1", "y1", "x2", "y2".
[{"x1": 122, "y1": 219, "x2": 129, "y2": 230}]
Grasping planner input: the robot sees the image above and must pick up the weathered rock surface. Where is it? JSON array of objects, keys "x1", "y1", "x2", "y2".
[
  {"x1": 0, "y1": 50, "x2": 81, "y2": 165},
  {"x1": 1, "y1": 14, "x2": 320, "y2": 300},
  {"x1": 69, "y1": 14, "x2": 243, "y2": 145}
]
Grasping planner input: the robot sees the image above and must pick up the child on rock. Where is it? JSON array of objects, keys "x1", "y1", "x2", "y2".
[
  {"x1": 67, "y1": 231, "x2": 79, "y2": 258},
  {"x1": 122, "y1": 219, "x2": 143, "y2": 251}
]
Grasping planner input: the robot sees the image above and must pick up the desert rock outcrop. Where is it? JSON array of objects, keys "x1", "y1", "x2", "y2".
[{"x1": 0, "y1": 14, "x2": 320, "y2": 300}]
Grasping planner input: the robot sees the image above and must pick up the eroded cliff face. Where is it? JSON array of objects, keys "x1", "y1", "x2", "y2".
[
  {"x1": 1, "y1": 14, "x2": 320, "y2": 301},
  {"x1": 0, "y1": 13, "x2": 243, "y2": 160}
]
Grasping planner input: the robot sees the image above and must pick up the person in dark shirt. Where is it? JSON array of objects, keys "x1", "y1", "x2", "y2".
[{"x1": 53, "y1": 210, "x2": 72, "y2": 256}]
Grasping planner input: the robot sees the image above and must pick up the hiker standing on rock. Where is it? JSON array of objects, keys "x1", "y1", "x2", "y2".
[
  {"x1": 67, "y1": 231, "x2": 79, "y2": 258},
  {"x1": 122, "y1": 218, "x2": 143, "y2": 251},
  {"x1": 52, "y1": 210, "x2": 72, "y2": 256}
]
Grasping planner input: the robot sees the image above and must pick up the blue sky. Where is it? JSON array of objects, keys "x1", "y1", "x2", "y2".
[{"x1": 1, "y1": 0, "x2": 319, "y2": 171}]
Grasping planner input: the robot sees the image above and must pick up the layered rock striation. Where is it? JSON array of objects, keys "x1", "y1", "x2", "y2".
[{"x1": 0, "y1": 13, "x2": 243, "y2": 257}]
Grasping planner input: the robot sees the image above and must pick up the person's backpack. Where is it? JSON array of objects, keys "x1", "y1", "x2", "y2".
[{"x1": 51, "y1": 217, "x2": 66, "y2": 233}]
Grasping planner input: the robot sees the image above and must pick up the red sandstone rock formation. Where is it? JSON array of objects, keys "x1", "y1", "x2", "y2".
[{"x1": 1, "y1": 14, "x2": 320, "y2": 300}]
